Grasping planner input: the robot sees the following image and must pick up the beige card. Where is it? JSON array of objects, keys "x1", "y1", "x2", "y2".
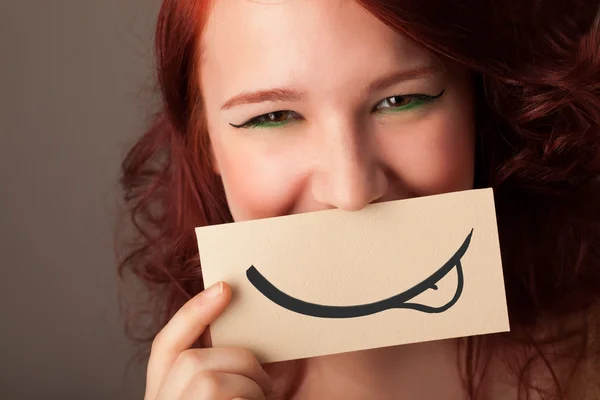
[{"x1": 195, "y1": 188, "x2": 509, "y2": 363}]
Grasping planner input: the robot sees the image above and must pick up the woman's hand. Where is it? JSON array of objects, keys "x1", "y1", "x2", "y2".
[{"x1": 144, "y1": 282, "x2": 274, "y2": 400}]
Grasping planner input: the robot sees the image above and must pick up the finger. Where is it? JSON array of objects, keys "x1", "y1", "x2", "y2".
[
  {"x1": 157, "y1": 347, "x2": 273, "y2": 398},
  {"x1": 182, "y1": 372, "x2": 265, "y2": 400},
  {"x1": 145, "y1": 281, "x2": 231, "y2": 400},
  {"x1": 199, "y1": 325, "x2": 212, "y2": 348}
]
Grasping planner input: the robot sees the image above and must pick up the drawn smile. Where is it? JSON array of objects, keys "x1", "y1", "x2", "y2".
[{"x1": 246, "y1": 229, "x2": 473, "y2": 319}]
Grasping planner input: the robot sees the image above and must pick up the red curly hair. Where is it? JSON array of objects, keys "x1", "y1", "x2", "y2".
[{"x1": 117, "y1": 0, "x2": 600, "y2": 398}]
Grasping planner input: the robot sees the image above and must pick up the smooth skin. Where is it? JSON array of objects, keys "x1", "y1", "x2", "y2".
[
  {"x1": 145, "y1": 282, "x2": 274, "y2": 400},
  {"x1": 145, "y1": 0, "x2": 477, "y2": 399}
]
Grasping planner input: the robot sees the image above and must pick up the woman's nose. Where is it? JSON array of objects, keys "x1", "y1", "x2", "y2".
[{"x1": 311, "y1": 124, "x2": 388, "y2": 211}]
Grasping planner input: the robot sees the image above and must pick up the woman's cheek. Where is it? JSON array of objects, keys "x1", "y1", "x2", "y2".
[
  {"x1": 219, "y1": 150, "x2": 307, "y2": 222},
  {"x1": 380, "y1": 120, "x2": 475, "y2": 196},
  {"x1": 426, "y1": 139, "x2": 472, "y2": 193}
]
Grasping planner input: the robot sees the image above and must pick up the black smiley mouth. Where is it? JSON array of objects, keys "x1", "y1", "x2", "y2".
[{"x1": 246, "y1": 229, "x2": 473, "y2": 319}]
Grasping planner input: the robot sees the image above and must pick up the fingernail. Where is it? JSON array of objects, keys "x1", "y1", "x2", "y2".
[{"x1": 202, "y1": 281, "x2": 223, "y2": 298}]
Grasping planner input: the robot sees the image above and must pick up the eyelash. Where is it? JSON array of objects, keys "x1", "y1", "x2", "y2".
[{"x1": 229, "y1": 90, "x2": 446, "y2": 129}]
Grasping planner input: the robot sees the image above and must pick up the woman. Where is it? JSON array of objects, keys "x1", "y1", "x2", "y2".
[{"x1": 117, "y1": 0, "x2": 600, "y2": 398}]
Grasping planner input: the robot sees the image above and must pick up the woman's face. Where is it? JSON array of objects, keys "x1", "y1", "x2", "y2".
[{"x1": 200, "y1": 0, "x2": 475, "y2": 222}]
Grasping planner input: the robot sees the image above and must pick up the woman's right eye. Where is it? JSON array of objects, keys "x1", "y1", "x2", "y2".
[{"x1": 230, "y1": 110, "x2": 302, "y2": 129}]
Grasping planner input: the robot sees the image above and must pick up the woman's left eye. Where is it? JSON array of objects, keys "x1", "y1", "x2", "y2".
[
  {"x1": 373, "y1": 90, "x2": 445, "y2": 113},
  {"x1": 376, "y1": 95, "x2": 413, "y2": 109}
]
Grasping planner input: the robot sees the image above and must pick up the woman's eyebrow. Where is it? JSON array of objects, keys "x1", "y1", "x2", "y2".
[
  {"x1": 221, "y1": 88, "x2": 304, "y2": 110},
  {"x1": 361, "y1": 65, "x2": 441, "y2": 96},
  {"x1": 220, "y1": 64, "x2": 440, "y2": 111}
]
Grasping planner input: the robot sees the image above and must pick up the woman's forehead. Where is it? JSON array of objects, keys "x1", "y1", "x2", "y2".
[
  {"x1": 203, "y1": 0, "x2": 433, "y2": 64},
  {"x1": 200, "y1": 0, "x2": 438, "y2": 101}
]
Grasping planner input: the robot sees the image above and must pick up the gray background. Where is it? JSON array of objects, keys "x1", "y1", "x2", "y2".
[{"x1": 1, "y1": 1, "x2": 162, "y2": 398}]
